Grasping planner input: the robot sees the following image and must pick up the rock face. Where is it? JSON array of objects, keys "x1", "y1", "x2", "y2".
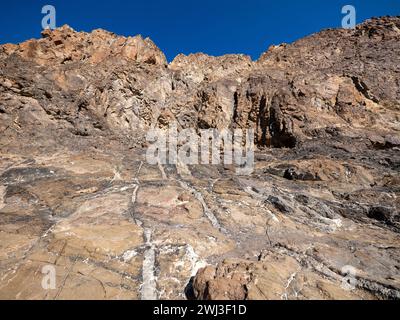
[{"x1": 0, "y1": 17, "x2": 399, "y2": 300}]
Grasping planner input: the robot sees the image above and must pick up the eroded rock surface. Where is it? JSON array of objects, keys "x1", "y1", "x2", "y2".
[{"x1": 0, "y1": 17, "x2": 399, "y2": 300}]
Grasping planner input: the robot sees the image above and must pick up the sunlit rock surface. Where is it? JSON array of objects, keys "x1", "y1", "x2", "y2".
[{"x1": 0, "y1": 17, "x2": 399, "y2": 300}]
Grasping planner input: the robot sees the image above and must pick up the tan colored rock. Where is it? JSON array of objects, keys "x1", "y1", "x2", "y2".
[{"x1": 0, "y1": 17, "x2": 399, "y2": 300}]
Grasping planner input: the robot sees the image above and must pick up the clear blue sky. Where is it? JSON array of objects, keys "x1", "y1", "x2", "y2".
[{"x1": 1, "y1": 0, "x2": 399, "y2": 61}]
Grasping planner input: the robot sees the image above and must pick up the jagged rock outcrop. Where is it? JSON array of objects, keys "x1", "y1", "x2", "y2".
[
  {"x1": 1, "y1": 18, "x2": 399, "y2": 150},
  {"x1": 0, "y1": 17, "x2": 399, "y2": 300}
]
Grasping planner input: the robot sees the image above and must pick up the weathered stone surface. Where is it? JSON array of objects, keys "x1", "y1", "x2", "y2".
[{"x1": 0, "y1": 17, "x2": 399, "y2": 300}]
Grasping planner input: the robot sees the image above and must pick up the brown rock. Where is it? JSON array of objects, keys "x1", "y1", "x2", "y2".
[{"x1": 0, "y1": 17, "x2": 399, "y2": 300}]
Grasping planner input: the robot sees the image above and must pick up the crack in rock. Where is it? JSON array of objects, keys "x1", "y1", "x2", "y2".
[
  {"x1": 178, "y1": 180, "x2": 222, "y2": 231},
  {"x1": 141, "y1": 228, "x2": 158, "y2": 300}
]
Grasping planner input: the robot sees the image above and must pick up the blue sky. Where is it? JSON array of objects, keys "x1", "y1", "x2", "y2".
[{"x1": 1, "y1": 1, "x2": 399, "y2": 61}]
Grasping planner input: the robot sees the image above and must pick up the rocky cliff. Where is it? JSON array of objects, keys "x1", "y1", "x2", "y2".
[{"x1": 0, "y1": 17, "x2": 399, "y2": 300}]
